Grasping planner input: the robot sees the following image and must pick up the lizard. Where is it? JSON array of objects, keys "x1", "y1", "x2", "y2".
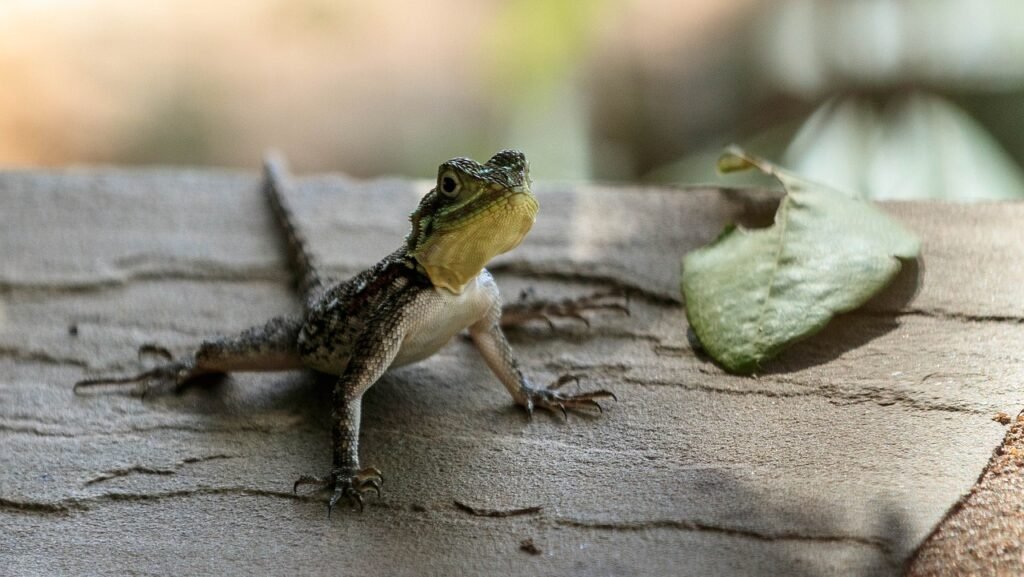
[{"x1": 74, "y1": 149, "x2": 623, "y2": 516}]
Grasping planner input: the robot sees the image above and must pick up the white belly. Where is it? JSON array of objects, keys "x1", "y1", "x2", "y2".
[{"x1": 390, "y1": 271, "x2": 498, "y2": 367}]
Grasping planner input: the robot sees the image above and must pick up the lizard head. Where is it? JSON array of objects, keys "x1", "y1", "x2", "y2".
[{"x1": 406, "y1": 149, "x2": 538, "y2": 293}]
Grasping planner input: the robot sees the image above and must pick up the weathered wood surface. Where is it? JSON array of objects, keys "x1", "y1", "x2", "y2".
[{"x1": 1, "y1": 167, "x2": 1022, "y2": 576}]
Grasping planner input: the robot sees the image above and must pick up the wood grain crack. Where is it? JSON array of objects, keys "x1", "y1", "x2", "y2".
[
  {"x1": 0, "y1": 345, "x2": 89, "y2": 368},
  {"x1": 622, "y1": 375, "x2": 988, "y2": 415},
  {"x1": 554, "y1": 516, "x2": 893, "y2": 555},
  {"x1": 83, "y1": 454, "x2": 236, "y2": 486},
  {"x1": 0, "y1": 486, "x2": 318, "y2": 516},
  {"x1": 453, "y1": 500, "x2": 543, "y2": 517}
]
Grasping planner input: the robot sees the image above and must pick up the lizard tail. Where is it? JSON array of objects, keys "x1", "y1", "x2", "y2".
[{"x1": 262, "y1": 150, "x2": 324, "y2": 303}]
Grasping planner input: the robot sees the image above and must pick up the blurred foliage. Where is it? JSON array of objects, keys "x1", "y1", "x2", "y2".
[
  {"x1": 477, "y1": 0, "x2": 611, "y2": 180},
  {"x1": 1, "y1": 0, "x2": 1023, "y2": 200},
  {"x1": 659, "y1": 0, "x2": 1024, "y2": 201},
  {"x1": 754, "y1": 0, "x2": 1024, "y2": 95},
  {"x1": 783, "y1": 94, "x2": 1024, "y2": 201},
  {"x1": 119, "y1": 81, "x2": 224, "y2": 165},
  {"x1": 485, "y1": 0, "x2": 608, "y2": 103}
]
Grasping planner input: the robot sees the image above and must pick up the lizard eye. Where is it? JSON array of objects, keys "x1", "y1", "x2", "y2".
[{"x1": 439, "y1": 171, "x2": 461, "y2": 197}]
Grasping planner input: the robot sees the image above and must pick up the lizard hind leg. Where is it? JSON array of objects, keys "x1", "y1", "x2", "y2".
[
  {"x1": 500, "y1": 289, "x2": 630, "y2": 330},
  {"x1": 74, "y1": 315, "x2": 306, "y2": 397}
]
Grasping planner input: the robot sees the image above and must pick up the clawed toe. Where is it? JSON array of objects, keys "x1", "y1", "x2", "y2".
[
  {"x1": 73, "y1": 359, "x2": 196, "y2": 397},
  {"x1": 75, "y1": 343, "x2": 186, "y2": 395},
  {"x1": 549, "y1": 374, "x2": 581, "y2": 390},
  {"x1": 329, "y1": 485, "x2": 358, "y2": 515},
  {"x1": 555, "y1": 291, "x2": 631, "y2": 324},
  {"x1": 547, "y1": 374, "x2": 617, "y2": 400},
  {"x1": 295, "y1": 467, "x2": 384, "y2": 517},
  {"x1": 293, "y1": 474, "x2": 329, "y2": 493},
  {"x1": 503, "y1": 290, "x2": 630, "y2": 330},
  {"x1": 137, "y1": 343, "x2": 174, "y2": 361},
  {"x1": 556, "y1": 395, "x2": 612, "y2": 414},
  {"x1": 524, "y1": 381, "x2": 618, "y2": 420},
  {"x1": 354, "y1": 467, "x2": 384, "y2": 496}
]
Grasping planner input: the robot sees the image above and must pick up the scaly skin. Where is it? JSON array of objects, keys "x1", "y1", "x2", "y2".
[{"x1": 76, "y1": 150, "x2": 620, "y2": 516}]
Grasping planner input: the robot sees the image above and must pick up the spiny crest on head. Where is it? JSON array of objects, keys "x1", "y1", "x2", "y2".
[{"x1": 439, "y1": 149, "x2": 529, "y2": 189}]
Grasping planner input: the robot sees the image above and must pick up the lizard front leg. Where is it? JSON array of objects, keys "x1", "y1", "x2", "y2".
[
  {"x1": 293, "y1": 306, "x2": 406, "y2": 516},
  {"x1": 471, "y1": 296, "x2": 616, "y2": 417},
  {"x1": 292, "y1": 379, "x2": 385, "y2": 515}
]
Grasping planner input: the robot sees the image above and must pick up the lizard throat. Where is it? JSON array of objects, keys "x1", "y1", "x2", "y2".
[{"x1": 413, "y1": 194, "x2": 538, "y2": 293}]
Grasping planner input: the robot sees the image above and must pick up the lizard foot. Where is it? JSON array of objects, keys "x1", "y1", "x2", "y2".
[
  {"x1": 293, "y1": 467, "x2": 384, "y2": 516},
  {"x1": 73, "y1": 348, "x2": 205, "y2": 397},
  {"x1": 502, "y1": 289, "x2": 630, "y2": 330},
  {"x1": 521, "y1": 375, "x2": 617, "y2": 419}
]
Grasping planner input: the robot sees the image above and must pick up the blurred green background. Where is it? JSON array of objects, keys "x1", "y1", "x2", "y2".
[{"x1": 2, "y1": 0, "x2": 1022, "y2": 200}]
